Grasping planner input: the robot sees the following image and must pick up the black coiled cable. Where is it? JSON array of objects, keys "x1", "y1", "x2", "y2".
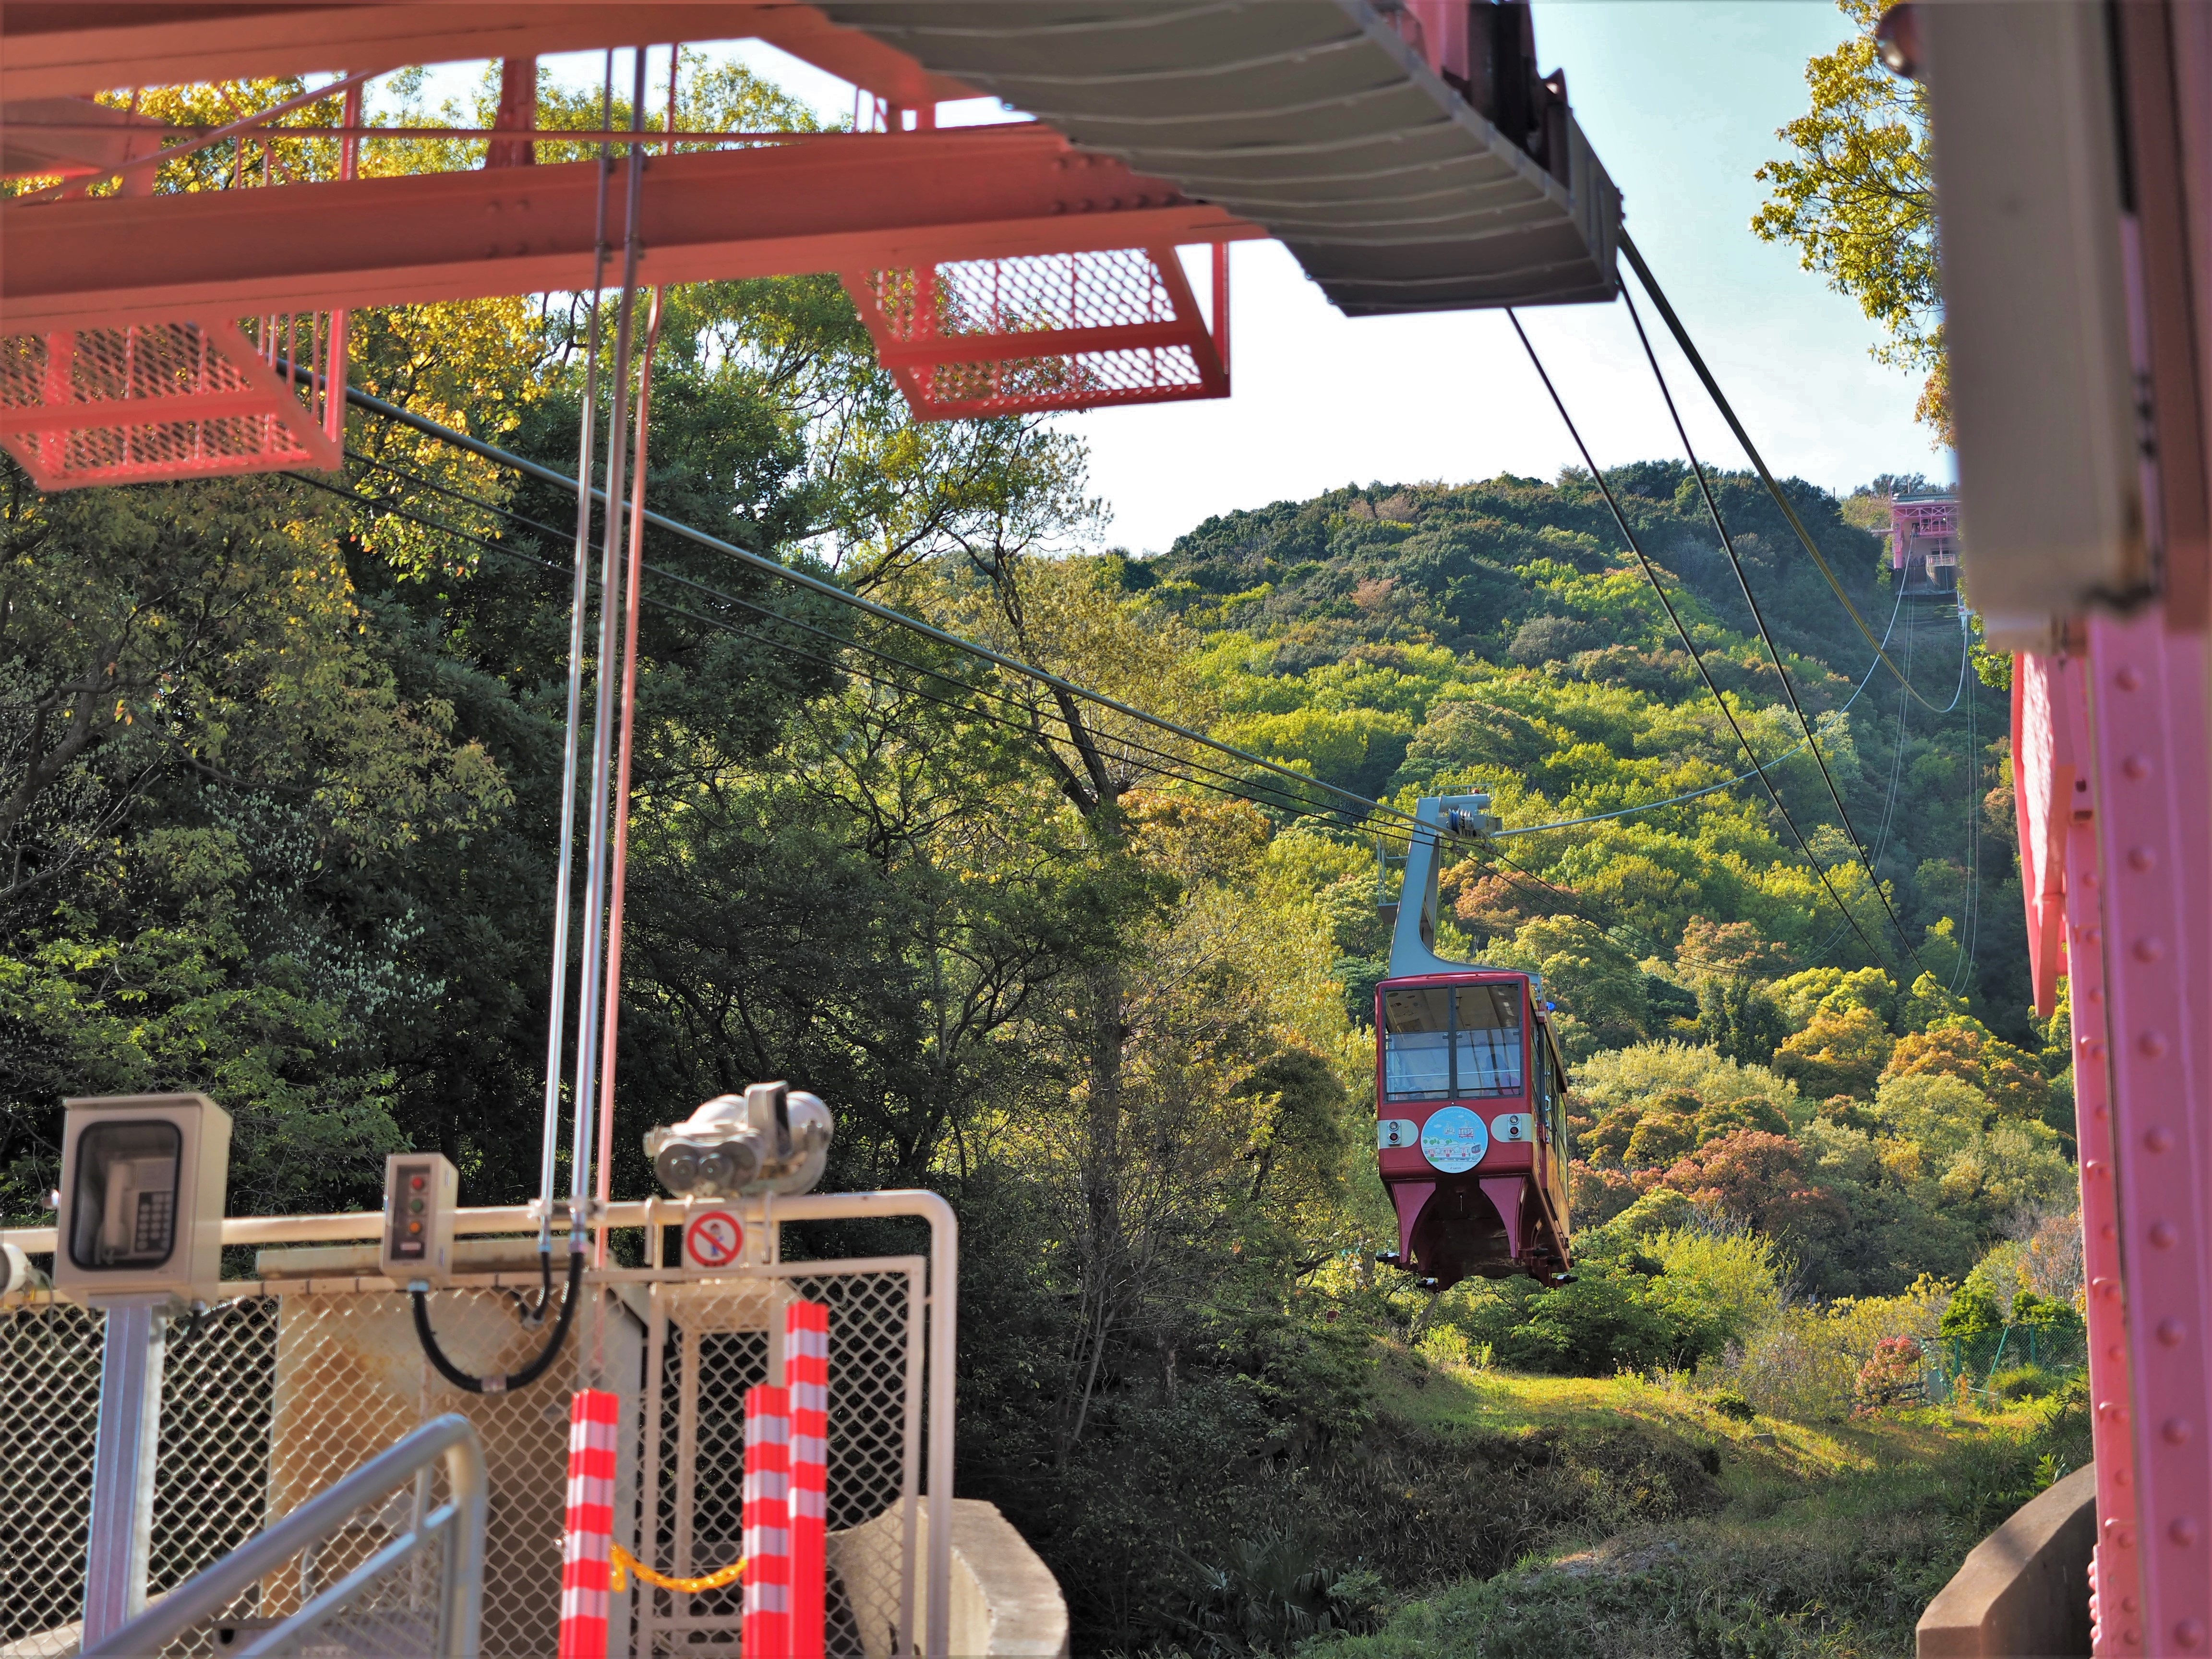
[{"x1": 411, "y1": 1250, "x2": 583, "y2": 1394}]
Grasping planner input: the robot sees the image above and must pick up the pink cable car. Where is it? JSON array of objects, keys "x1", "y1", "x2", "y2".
[{"x1": 1373, "y1": 797, "x2": 1572, "y2": 1289}]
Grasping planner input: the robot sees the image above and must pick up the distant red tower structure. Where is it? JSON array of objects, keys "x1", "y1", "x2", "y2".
[{"x1": 1889, "y1": 491, "x2": 1959, "y2": 597}]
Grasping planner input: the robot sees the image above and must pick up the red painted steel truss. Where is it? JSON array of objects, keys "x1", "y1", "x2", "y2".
[
  {"x1": 844, "y1": 243, "x2": 1229, "y2": 421},
  {"x1": 0, "y1": 315, "x2": 342, "y2": 489},
  {"x1": 0, "y1": 123, "x2": 1255, "y2": 481}
]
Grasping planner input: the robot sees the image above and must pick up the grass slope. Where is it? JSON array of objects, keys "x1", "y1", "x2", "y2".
[{"x1": 1318, "y1": 1346, "x2": 2088, "y2": 1659}]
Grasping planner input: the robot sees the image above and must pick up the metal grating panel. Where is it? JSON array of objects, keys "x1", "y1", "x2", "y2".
[
  {"x1": 0, "y1": 316, "x2": 343, "y2": 490},
  {"x1": 1, "y1": 1258, "x2": 927, "y2": 1659},
  {"x1": 846, "y1": 245, "x2": 1226, "y2": 419}
]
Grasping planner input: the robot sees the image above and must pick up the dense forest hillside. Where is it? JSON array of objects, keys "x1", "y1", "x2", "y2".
[
  {"x1": 1130, "y1": 467, "x2": 2030, "y2": 1055},
  {"x1": 0, "y1": 62, "x2": 2077, "y2": 1659}
]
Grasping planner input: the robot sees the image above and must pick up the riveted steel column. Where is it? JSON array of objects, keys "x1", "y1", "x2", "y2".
[
  {"x1": 2086, "y1": 612, "x2": 2212, "y2": 1652},
  {"x1": 2032, "y1": 649, "x2": 2148, "y2": 1653}
]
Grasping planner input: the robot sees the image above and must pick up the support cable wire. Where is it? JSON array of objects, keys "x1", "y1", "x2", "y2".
[
  {"x1": 1493, "y1": 581, "x2": 1909, "y2": 839},
  {"x1": 303, "y1": 474, "x2": 1671, "y2": 952},
  {"x1": 1615, "y1": 287, "x2": 1932, "y2": 978},
  {"x1": 1506, "y1": 309, "x2": 1894, "y2": 968},
  {"x1": 1620, "y1": 232, "x2": 1954, "y2": 713},
  {"x1": 533, "y1": 54, "x2": 619, "y2": 1279},
  {"x1": 330, "y1": 418, "x2": 1900, "y2": 918},
  {"x1": 353, "y1": 442, "x2": 1929, "y2": 861},
  {"x1": 336, "y1": 383, "x2": 1950, "y2": 939},
  {"x1": 311, "y1": 472, "x2": 1380, "y2": 832},
  {"x1": 1868, "y1": 598, "x2": 1914, "y2": 866},
  {"x1": 336, "y1": 383, "x2": 1435, "y2": 842}
]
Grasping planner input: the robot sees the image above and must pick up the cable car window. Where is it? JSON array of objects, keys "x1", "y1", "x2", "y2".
[
  {"x1": 1382, "y1": 987, "x2": 1452, "y2": 1101},
  {"x1": 1452, "y1": 985, "x2": 1524, "y2": 1096}
]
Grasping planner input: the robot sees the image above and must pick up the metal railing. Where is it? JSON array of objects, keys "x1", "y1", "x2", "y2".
[
  {"x1": 4, "y1": 1189, "x2": 958, "y2": 1658},
  {"x1": 81, "y1": 1414, "x2": 487, "y2": 1659}
]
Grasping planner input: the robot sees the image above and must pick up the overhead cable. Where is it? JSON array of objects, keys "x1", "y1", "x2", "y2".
[
  {"x1": 341, "y1": 384, "x2": 1431, "y2": 843},
  {"x1": 1619, "y1": 231, "x2": 1954, "y2": 713},
  {"x1": 1506, "y1": 309, "x2": 1895, "y2": 969},
  {"x1": 340, "y1": 394, "x2": 1895, "y2": 908},
  {"x1": 1616, "y1": 286, "x2": 1931, "y2": 979},
  {"x1": 1494, "y1": 582, "x2": 1910, "y2": 839},
  {"x1": 292, "y1": 470, "x2": 1396, "y2": 846}
]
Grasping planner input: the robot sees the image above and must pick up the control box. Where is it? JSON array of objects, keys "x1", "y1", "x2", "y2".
[
  {"x1": 380, "y1": 1152, "x2": 457, "y2": 1286},
  {"x1": 53, "y1": 1093, "x2": 232, "y2": 1301}
]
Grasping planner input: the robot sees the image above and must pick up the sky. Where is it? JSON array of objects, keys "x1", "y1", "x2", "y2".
[{"x1": 418, "y1": 3, "x2": 1951, "y2": 556}]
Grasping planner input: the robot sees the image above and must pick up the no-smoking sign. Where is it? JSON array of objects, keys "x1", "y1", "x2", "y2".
[{"x1": 683, "y1": 1209, "x2": 744, "y2": 1271}]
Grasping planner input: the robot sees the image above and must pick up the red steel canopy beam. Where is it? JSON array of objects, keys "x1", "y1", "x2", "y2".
[
  {"x1": 0, "y1": 3, "x2": 979, "y2": 108},
  {"x1": 0, "y1": 129, "x2": 1261, "y2": 333}
]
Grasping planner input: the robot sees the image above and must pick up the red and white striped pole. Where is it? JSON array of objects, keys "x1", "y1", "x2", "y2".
[
  {"x1": 558, "y1": 1388, "x2": 622, "y2": 1659},
  {"x1": 786, "y1": 1303, "x2": 830, "y2": 1659},
  {"x1": 743, "y1": 1384, "x2": 791, "y2": 1659}
]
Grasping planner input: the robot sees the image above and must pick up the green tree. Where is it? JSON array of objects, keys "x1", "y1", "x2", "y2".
[
  {"x1": 1772, "y1": 1004, "x2": 1895, "y2": 1098},
  {"x1": 1494, "y1": 915, "x2": 1647, "y2": 1061},
  {"x1": 1753, "y1": 0, "x2": 1946, "y2": 440},
  {"x1": 1696, "y1": 978, "x2": 1788, "y2": 1067}
]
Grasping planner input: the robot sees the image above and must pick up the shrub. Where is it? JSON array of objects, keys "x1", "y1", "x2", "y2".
[
  {"x1": 1990, "y1": 1363, "x2": 2059, "y2": 1403},
  {"x1": 1460, "y1": 1254, "x2": 1726, "y2": 1376},
  {"x1": 1643, "y1": 1226, "x2": 1786, "y2": 1349},
  {"x1": 1416, "y1": 1322, "x2": 1475, "y2": 1370},
  {"x1": 1709, "y1": 1390, "x2": 1756, "y2": 1421},
  {"x1": 1855, "y1": 1335, "x2": 1926, "y2": 1412},
  {"x1": 1939, "y1": 1285, "x2": 2004, "y2": 1340},
  {"x1": 1157, "y1": 1532, "x2": 1386, "y2": 1656},
  {"x1": 1714, "y1": 1282, "x2": 1946, "y2": 1422}
]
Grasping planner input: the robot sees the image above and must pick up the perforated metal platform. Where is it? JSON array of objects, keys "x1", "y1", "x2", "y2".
[{"x1": 845, "y1": 243, "x2": 1227, "y2": 419}]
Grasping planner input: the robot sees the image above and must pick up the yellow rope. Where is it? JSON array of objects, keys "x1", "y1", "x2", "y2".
[{"x1": 608, "y1": 1542, "x2": 746, "y2": 1595}]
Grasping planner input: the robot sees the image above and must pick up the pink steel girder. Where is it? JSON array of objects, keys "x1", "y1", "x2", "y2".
[
  {"x1": 2080, "y1": 614, "x2": 2212, "y2": 1653},
  {"x1": 1892, "y1": 499, "x2": 1960, "y2": 533},
  {"x1": 2016, "y1": 650, "x2": 2145, "y2": 1654},
  {"x1": 0, "y1": 132, "x2": 1261, "y2": 337}
]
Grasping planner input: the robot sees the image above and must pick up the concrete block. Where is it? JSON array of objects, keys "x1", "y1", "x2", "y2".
[{"x1": 1917, "y1": 1462, "x2": 2096, "y2": 1658}]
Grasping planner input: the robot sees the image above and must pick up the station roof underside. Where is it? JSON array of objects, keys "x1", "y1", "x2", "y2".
[{"x1": 0, "y1": 1, "x2": 1618, "y2": 324}]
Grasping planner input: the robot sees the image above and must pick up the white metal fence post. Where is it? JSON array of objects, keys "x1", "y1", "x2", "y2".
[{"x1": 82, "y1": 1292, "x2": 169, "y2": 1647}]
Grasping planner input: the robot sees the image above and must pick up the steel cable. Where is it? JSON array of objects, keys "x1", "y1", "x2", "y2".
[
  {"x1": 1507, "y1": 309, "x2": 1894, "y2": 969},
  {"x1": 1616, "y1": 285, "x2": 1931, "y2": 979}
]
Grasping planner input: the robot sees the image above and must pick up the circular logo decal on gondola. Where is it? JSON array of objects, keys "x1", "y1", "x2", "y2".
[{"x1": 1419, "y1": 1106, "x2": 1488, "y2": 1174}]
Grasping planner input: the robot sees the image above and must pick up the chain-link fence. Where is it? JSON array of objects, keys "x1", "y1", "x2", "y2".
[
  {"x1": 1927, "y1": 1319, "x2": 2091, "y2": 1406},
  {"x1": 2, "y1": 1242, "x2": 932, "y2": 1659},
  {"x1": 633, "y1": 1266, "x2": 923, "y2": 1659}
]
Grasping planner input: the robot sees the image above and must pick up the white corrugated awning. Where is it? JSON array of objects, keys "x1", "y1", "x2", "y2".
[{"x1": 819, "y1": 0, "x2": 1620, "y2": 313}]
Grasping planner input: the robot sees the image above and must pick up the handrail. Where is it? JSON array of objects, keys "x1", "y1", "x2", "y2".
[{"x1": 82, "y1": 1414, "x2": 487, "y2": 1659}]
